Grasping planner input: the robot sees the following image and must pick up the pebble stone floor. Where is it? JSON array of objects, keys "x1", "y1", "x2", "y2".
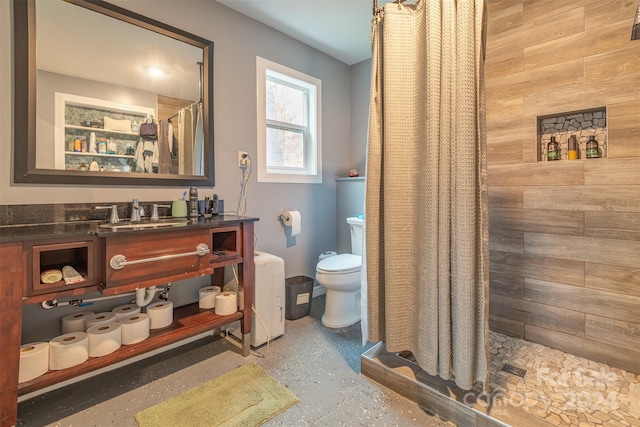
[
  {"x1": 488, "y1": 331, "x2": 640, "y2": 427},
  {"x1": 17, "y1": 295, "x2": 450, "y2": 427}
]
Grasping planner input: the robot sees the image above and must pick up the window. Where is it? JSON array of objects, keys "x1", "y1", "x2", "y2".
[{"x1": 256, "y1": 57, "x2": 322, "y2": 183}]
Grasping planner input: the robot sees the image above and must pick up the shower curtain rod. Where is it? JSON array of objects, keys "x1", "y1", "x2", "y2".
[
  {"x1": 373, "y1": 0, "x2": 406, "y2": 16},
  {"x1": 197, "y1": 61, "x2": 204, "y2": 103}
]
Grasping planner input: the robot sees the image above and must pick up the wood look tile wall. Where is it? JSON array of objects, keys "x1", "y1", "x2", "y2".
[{"x1": 486, "y1": 0, "x2": 640, "y2": 374}]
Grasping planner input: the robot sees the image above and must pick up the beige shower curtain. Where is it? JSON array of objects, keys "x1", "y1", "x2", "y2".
[{"x1": 365, "y1": 0, "x2": 488, "y2": 390}]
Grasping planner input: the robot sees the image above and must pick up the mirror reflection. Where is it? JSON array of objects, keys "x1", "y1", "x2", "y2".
[
  {"x1": 15, "y1": 0, "x2": 214, "y2": 185},
  {"x1": 36, "y1": 0, "x2": 203, "y2": 175}
]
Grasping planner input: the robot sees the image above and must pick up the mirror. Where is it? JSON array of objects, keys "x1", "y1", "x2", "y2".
[{"x1": 13, "y1": 0, "x2": 214, "y2": 186}]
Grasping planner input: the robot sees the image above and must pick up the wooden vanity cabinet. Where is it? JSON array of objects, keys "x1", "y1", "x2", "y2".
[{"x1": 0, "y1": 219, "x2": 256, "y2": 427}]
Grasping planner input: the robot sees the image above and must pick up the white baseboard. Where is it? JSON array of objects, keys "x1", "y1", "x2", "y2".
[{"x1": 313, "y1": 284, "x2": 326, "y2": 298}]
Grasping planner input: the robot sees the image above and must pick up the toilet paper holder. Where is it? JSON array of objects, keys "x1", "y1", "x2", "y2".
[{"x1": 278, "y1": 212, "x2": 296, "y2": 223}]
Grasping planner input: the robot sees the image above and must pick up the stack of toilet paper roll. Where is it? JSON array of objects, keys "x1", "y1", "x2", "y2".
[
  {"x1": 37, "y1": 297, "x2": 176, "y2": 374},
  {"x1": 147, "y1": 301, "x2": 174, "y2": 329},
  {"x1": 119, "y1": 313, "x2": 150, "y2": 344},
  {"x1": 84, "y1": 312, "x2": 117, "y2": 329},
  {"x1": 112, "y1": 303, "x2": 141, "y2": 321},
  {"x1": 199, "y1": 286, "x2": 221, "y2": 309},
  {"x1": 87, "y1": 323, "x2": 121, "y2": 357},
  {"x1": 215, "y1": 292, "x2": 238, "y2": 316},
  {"x1": 60, "y1": 311, "x2": 95, "y2": 334},
  {"x1": 19, "y1": 342, "x2": 49, "y2": 383}
]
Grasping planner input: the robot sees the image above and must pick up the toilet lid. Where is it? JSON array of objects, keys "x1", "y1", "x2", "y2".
[{"x1": 317, "y1": 254, "x2": 361, "y2": 273}]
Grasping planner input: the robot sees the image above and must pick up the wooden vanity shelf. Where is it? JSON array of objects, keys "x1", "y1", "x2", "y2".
[
  {"x1": 26, "y1": 237, "x2": 100, "y2": 296},
  {"x1": 17, "y1": 303, "x2": 243, "y2": 396}
]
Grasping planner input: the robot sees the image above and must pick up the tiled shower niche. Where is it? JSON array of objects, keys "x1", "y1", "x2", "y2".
[{"x1": 537, "y1": 107, "x2": 608, "y2": 161}]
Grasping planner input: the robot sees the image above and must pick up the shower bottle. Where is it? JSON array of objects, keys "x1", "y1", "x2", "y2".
[
  {"x1": 568, "y1": 135, "x2": 578, "y2": 160},
  {"x1": 547, "y1": 136, "x2": 559, "y2": 161}
]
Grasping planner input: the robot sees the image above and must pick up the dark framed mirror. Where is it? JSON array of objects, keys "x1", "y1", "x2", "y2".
[{"x1": 13, "y1": 0, "x2": 214, "y2": 186}]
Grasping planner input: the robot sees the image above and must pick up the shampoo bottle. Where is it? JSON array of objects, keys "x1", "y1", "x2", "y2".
[
  {"x1": 568, "y1": 135, "x2": 578, "y2": 160},
  {"x1": 98, "y1": 137, "x2": 107, "y2": 154},
  {"x1": 586, "y1": 135, "x2": 599, "y2": 159},
  {"x1": 547, "y1": 136, "x2": 559, "y2": 161}
]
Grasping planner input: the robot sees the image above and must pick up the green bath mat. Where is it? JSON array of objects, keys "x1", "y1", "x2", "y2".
[{"x1": 134, "y1": 363, "x2": 299, "y2": 427}]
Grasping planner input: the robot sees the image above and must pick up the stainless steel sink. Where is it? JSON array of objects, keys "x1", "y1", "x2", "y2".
[{"x1": 99, "y1": 220, "x2": 189, "y2": 230}]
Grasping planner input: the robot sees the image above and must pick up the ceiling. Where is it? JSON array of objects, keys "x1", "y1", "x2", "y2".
[
  {"x1": 37, "y1": 0, "x2": 202, "y2": 101},
  {"x1": 216, "y1": 0, "x2": 397, "y2": 66}
]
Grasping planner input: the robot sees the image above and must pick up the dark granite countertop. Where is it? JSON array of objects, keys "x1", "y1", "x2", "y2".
[{"x1": 0, "y1": 215, "x2": 259, "y2": 243}]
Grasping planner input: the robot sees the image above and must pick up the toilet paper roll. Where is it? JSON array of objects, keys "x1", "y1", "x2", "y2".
[
  {"x1": 199, "y1": 286, "x2": 221, "y2": 309},
  {"x1": 61, "y1": 311, "x2": 95, "y2": 334},
  {"x1": 85, "y1": 312, "x2": 117, "y2": 330},
  {"x1": 215, "y1": 292, "x2": 238, "y2": 316},
  {"x1": 19, "y1": 342, "x2": 49, "y2": 383},
  {"x1": 40, "y1": 269, "x2": 62, "y2": 284},
  {"x1": 87, "y1": 322, "x2": 121, "y2": 357},
  {"x1": 49, "y1": 332, "x2": 89, "y2": 370},
  {"x1": 112, "y1": 304, "x2": 141, "y2": 321},
  {"x1": 282, "y1": 210, "x2": 301, "y2": 237},
  {"x1": 120, "y1": 313, "x2": 150, "y2": 345},
  {"x1": 147, "y1": 301, "x2": 173, "y2": 329}
]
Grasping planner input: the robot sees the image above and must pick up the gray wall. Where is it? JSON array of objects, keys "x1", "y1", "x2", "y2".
[
  {"x1": 1, "y1": 1, "x2": 359, "y2": 341},
  {"x1": 350, "y1": 59, "x2": 372, "y2": 174},
  {"x1": 336, "y1": 177, "x2": 365, "y2": 254}
]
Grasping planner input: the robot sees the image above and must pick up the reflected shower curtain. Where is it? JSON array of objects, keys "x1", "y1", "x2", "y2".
[{"x1": 365, "y1": 0, "x2": 489, "y2": 390}]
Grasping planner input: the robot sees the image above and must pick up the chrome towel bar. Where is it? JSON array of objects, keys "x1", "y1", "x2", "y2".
[{"x1": 109, "y1": 243, "x2": 210, "y2": 270}]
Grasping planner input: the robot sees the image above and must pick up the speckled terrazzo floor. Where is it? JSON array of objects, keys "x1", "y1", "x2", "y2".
[
  {"x1": 489, "y1": 332, "x2": 640, "y2": 427},
  {"x1": 17, "y1": 295, "x2": 449, "y2": 427},
  {"x1": 18, "y1": 296, "x2": 638, "y2": 427}
]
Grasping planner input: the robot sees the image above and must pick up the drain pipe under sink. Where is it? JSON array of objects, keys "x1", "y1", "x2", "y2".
[{"x1": 136, "y1": 286, "x2": 158, "y2": 307}]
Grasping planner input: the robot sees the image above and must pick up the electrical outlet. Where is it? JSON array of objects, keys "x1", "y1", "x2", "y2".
[{"x1": 237, "y1": 151, "x2": 248, "y2": 167}]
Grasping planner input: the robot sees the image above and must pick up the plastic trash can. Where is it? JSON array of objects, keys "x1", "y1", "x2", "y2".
[{"x1": 285, "y1": 276, "x2": 314, "y2": 320}]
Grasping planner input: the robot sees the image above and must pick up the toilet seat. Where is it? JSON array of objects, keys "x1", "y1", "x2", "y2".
[{"x1": 316, "y1": 254, "x2": 361, "y2": 275}]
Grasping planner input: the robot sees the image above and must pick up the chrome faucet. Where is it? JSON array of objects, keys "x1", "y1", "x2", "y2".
[
  {"x1": 96, "y1": 204, "x2": 120, "y2": 224},
  {"x1": 150, "y1": 203, "x2": 171, "y2": 221},
  {"x1": 131, "y1": 199, "x2": 145, "y2": 222}
]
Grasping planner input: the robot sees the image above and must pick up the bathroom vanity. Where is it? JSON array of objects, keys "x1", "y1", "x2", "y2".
[{"x1": 0, "y1": 215, "x2": 258, "y2": 427}]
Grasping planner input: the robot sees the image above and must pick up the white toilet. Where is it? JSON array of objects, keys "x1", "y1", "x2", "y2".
[{"x1": 315, "y1": 217, "x2": 363, "y2": 328}]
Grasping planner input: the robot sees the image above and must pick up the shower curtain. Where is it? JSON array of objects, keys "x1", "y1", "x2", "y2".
[
  {"x1": 365, "y1": 0, "x2": 489, "y2": 391},
  {"x1": 177, "y1": 102, "x2": 204, "y2": 175}
]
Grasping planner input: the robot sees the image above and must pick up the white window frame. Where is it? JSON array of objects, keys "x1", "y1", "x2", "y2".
[{"x1": 256, "y1": 56, "x2": 322, "y2": 184}]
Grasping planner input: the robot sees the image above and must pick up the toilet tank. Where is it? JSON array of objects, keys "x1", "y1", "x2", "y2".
[{"x1": 347, "y1": 217, "x2": 364, "y2": 256}]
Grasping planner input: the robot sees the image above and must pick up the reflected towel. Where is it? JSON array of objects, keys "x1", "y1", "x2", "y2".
[
  {"x1": 134, "y1": 139, "x2": 158, "y2": 173},
  {"x1": 158, "y1": 119, "x2": 173, "y2": 174}
]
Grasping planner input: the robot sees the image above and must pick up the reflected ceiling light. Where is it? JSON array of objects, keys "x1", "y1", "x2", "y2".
[{"x1": 145, "y1": 66, "x2": 165, "y2": 77}]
